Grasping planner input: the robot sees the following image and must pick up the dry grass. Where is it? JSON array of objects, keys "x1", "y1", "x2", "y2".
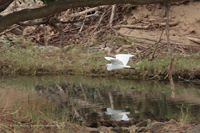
[{"x1": 0, "y1": 43, "x2": 200, "y2": 79}]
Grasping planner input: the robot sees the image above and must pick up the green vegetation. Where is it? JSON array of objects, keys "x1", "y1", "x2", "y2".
[
  {"x1": 177, "y1": 104, "x2": 192, "y2": 121},
  {"x1": 0, "y1": 42, "x2": 200, "y2": 79}
]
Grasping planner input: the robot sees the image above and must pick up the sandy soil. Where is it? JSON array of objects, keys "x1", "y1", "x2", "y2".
[{"x1": 118, "y1": 2, "x2": 200, "y2": 49}]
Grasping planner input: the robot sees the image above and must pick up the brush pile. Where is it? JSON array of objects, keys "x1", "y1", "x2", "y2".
[{"x1": 1, "y1": 1, "x2": 200, "y2": 57}]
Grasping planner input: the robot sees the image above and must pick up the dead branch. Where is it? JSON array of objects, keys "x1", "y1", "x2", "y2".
[
  {"x1": 0, "y1": 24, "x2": 19, "y2": 36},
  {"x1": 179, "y1": 76, "x2": 200, "y2": 85},
  {"x1": 115, "y1": 45, "x2": 131, "y2": 53},
  {"x1": 18, "y1": 21, "x2": 47, "y2": 26},
  {"x1": 91, "y1": 11, "x2": 106, "y2": 34},
  {"x1": 17, "y1": 18, "x2": 85, "y2": 26},
  {"x1": 48, "y1": 17, "x2": 65, "y2": 47},
  {"x1": 187, "y1": 37, "x2": 200, "y2": 44},
  {"x1": 109, "y1": 4, "x2": 118, "y2": 36},
  {"x1": 79, "y1": 17, "x2": 86, "y2": 32},
  {"x1": 113, "y1": 21, "x2": 179, "y2": 29},
  {"x1": 67, "y1": 5, "x2": 108, "y2": 18},
  {"x1": 150, "y1": 28, "x2": 165, "y2": 61},
  {"x1": 139, "y1": 43, "x2": 167, "y2": 58}
]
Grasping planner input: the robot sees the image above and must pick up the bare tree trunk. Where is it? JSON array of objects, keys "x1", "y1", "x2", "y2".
[{"x1": 165, "y1": 2, "x2": 175, "y2": 98}]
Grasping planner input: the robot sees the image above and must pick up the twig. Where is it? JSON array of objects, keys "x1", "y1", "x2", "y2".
[
  {"x1": 0, "y1": 24, "x2": 19, "y2": 35},
  {"x1": 18, "y1": 19, "x2": 85, "y2": 26},
  {"x1": 79, "y1": 17, "x2": 86, "y2": 32},
  {"x1": 48, "y1": 17, "x2": 65, "y2": 47},
  {"x1": 66, "y1": 5, "x2": 108, "y2": 18},
  {"x1": 91, "y1": 11, "x2": 106, "y2": 34},
  {"x1": 179, "y1": 76, "x2": 200, "y2": 85},
  {"x1": 178, "y1": 76, "x2": 190, "y2": 82},
  {"x1": 150, "y1": 28, "x2": 165, "y2": 61}
]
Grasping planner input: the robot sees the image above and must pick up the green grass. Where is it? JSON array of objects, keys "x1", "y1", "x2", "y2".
[
  {"x1": 177, "y1": 104, "x2": 192, "y2": 121},
  {"x1": 0, "y1": 42, "x2": 200, "y2": 79}
]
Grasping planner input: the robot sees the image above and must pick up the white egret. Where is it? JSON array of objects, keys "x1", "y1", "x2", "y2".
[
  {"x1": 105, "y1": 108, "x2": 132, "y2": 121},
  {"x1": 101, "y1": 54, "x2": 135, "y2": 71}
]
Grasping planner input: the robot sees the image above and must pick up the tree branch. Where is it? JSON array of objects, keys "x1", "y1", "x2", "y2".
[{"x1": 0, "y1": 0, "x2": 13, "y2": 12}]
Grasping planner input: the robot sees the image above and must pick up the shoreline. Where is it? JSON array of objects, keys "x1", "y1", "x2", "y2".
[{"x1": 0, "y1": 45, "x2": 200, "y2": 81}]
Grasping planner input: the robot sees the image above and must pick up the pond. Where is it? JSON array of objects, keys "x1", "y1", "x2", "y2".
[{"x1": 0, "y1": 76, "x2": 200, "y2": 124}]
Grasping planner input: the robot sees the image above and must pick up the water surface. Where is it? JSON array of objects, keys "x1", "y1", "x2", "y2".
[{"x1": 0, "y1": 76, "x2": 200, "y2": 123}]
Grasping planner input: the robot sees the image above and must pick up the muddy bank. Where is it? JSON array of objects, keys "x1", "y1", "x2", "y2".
[
  {"x1": 0, "y1": 117, "x2": 199, "y2": 133},
  {"x1": 86, "y1": 118, "x2": 200, "y2": 133}
]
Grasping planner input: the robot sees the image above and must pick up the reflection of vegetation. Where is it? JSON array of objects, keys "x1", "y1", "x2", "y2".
[
  {"x1": 177, "y1": 104, "x2": 192, "y2": 121},
  {"x1": 0, "y1": 76, "x2": 200, "y2": 125},
  {"x1": 0, "y1": 90, "x2": 79, "y2": 132}
]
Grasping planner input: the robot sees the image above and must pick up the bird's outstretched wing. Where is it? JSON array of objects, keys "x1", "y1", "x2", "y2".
[
  {"x1": 116, "y1": 54, "x2": 134, "y2": 66},
  {"x1": 104, "y1": 57, "x2": 115, "y2": 61},
  {"x1": 110, "y1": 59, "x2": 123, "y2": 66},
  {"x1": 105, "y1": 57, "x2": 123, "y2": 65}
]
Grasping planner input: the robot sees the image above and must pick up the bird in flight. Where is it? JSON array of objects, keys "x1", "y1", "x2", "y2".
[{"x1": 101, "y1": 54, "x2": 135, "y2": 71}]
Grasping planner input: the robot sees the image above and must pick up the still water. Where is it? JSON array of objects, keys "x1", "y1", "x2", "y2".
[{"x1": 0, "y1": 76, "x2": 200, "y2": 123}]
